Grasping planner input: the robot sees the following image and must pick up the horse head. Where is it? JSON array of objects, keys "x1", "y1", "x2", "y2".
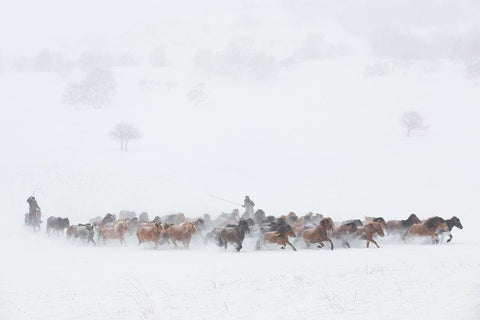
[
  {"x1": 286, "y1": 224, "x2": 296, "y2": 238},
  {"x1": 451, "y1": 216, "x2": 463, "y2": 229},
  {"x1": 322, "y1": 217, "x2": 335, "y2": 231},
  {"x1": 370, "y1": 222, "x2": 385, "y2": 237},
  {"x1": 238, "y1": 220, "x2": 250, "y2": 234}
]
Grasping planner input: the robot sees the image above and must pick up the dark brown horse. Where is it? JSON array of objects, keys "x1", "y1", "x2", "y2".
[
  {"x1": 332, "y1": 221, "x2": 358, "y2": 248},
  {"x1": 444, "y1": 216, "x2": 463, "y2": 243},
  {"x1": 386, "y1": 214, "x2": 421, "y2": 234},
  {"x1": 137, "y1": 221, "x2": 165, "y2": 249},
  {"x1": 256, "y1": 224, "x2": 297, "y2": 251},
  {"x1": 166, "y1": 221, "x2": 197, "y2": 249},
  {"x1": 218, "y1": 220, "x2": 250, "y2": 252},
  {"x1": 301, "y1": 217, "x2": 335, "y2": 250},
  {"x1": 403, "y1": 216, "x2": 448, "y2": 244},
  {"x1": 101, "y1": 213, "x2": 117, "y2": 227},
  {"x1": 355, "y1": 221, "x2": 385, "y2": 248},
  {"x1": 46, "y1": 216, "x2": 70, "y2": 236}
]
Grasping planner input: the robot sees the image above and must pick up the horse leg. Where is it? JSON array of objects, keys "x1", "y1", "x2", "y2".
[
  {"x1": 343, "y1": 240, "x2": 350, "y2": 248},
  {"x1": 366, "y1": 240, "x2": 370, "y2": 248},
  {"x1": 286, "y1": 240, "x2": 297, "y2": 251},
  {"x1": 328, "y1": 239, "x2": 334, "y2": 250},
  {"x1": 317, "y1": 241, "x2": 324, "y2": 248},
  {"x1": 370, "y1": 239, "x2": 380, "y2": 248},
  {"x1": 447, "y1": 233, "x2": 453, "y2": 243},
  {"x1": 236, "y1": 242, "x2": 242, "y2": 252}
]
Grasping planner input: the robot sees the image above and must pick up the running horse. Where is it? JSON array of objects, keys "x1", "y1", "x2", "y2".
[
  {"x1": 403, "y1": 216, "x2": 448, "y2": 244},
  {"x1": 256, "y1": 224, "x2": 297, "y2": 251},
  {"x1": 386, "y1": 214, "x2": 421, "y2": 235},
  {"x1": 218, "y1": 220, "x2": 250, "y2": 252},
  {"x1": 355, "y1": 221, "x2": 385, "y2": 248},
  {"x1": 166, "y1": 221, "x2": 197, "y2": 249},
  {"x1": 136, "y1": 221, "x2": 165, "y2": 249},
  {"x1": 444, "y1": 216, "x2": 463, "y2": 243},
  {"x1": 100, "y1": 220, "x2": 129, "y2": 246},
  {"x1": 301, "y1": 217, "x2": 335, "y2": 250},
  {"x1": 332, "y1": 221, "x2": 358, "y2": 248}
]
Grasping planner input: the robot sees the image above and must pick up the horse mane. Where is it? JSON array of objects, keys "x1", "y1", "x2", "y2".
[
  {"x1": 114, "y1": 221, "x2": 127, "y2": 233},
  {"x1": 343, "y1": 221, "x2": 358, "y2": 232},
  {"x1": 406, "y1": 214, "x2": 418, "y2": 223},
  {"x1": 373, "y1": 217, "x2": 386, "y2": 224},
  {"x1": 425, "y1": 216, "x2": 445, "y2": 230}
]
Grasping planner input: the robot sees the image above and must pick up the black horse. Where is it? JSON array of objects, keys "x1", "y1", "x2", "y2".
[
  {"x1": 46, "y1": 216, "x2": 70, "y2": 235},
  {"x1": 445, "y1": 216, "x2": 463, "y2": 243},
  {"x1": 218, "y1": 220, "x2": 250, "y2": 252}
]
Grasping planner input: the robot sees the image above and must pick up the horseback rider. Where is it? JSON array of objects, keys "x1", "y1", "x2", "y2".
[
  {"x1": 241, "y1": 196, "x2": 255, "y2": 219},
  {"x1": 27, "y1": 196, "x2": 41, "y2": 223}
]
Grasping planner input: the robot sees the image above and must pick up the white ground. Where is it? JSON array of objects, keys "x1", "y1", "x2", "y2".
[
  {"x1": 1, "y1": 226, "x2": 478, "y2": 320},
  {"x1": 1, "y1": 1, "x2": 480, "y2": 319}
]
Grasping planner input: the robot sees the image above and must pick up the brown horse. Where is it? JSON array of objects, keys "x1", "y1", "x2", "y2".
[
  {"x1": 137, "y1": 221, "x2": 165, "y2": 249},
  {"x1": 166, "y1": 221, "x2": 197, "y2": 249},
  {"x1": 301, "y1": 217, "x2": 335, "y2": 250},
  {"x1": 355, "y1": 221, "x2": 385, "y2": 248},
  {"x1": 386, "y1": 214, "x2": 421, "y2": 234},
  {"x1": 256, "y1": 224, "x2": 297, "y2": 251},
  {"x1": 332, "y1": 221, "x2": 358, "y2": 248},
  {"x1": 219, "y1": 220, "x2": 250, "y2": 252},
  {"x1": 100, "y1": 220, "x2": 129, "y2": 246},
  {"x1": 403, "y1": 216, "x2": 448, "y2": 244}
]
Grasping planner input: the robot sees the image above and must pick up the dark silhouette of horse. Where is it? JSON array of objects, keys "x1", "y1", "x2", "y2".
[
  {"x1": 46, "y1": 216, "x2": 70, "y2": 235},
  {"x1": 386, "y1": 214, "x2": 421, "y2": 234},
  {"x1": 218, "y1": 220, "x2": 250, "y2": 252},
  {"x1": 445, "y1": 216, "x2": 463, "y2": 243},
  {"x1": 332, "y1": 221, "x2": 358, "y2": 248}
]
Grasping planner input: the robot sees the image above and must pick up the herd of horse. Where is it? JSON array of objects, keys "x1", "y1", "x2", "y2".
[{"x1": 29, "y1": 210, "x2": 463, "y2": 251}]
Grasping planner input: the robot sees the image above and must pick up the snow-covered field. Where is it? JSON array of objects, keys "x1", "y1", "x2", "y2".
[
  {"x1": 1, "y1": 226, "x2": 479, "y2": 320},
  {"x1": 2, "y1": 1, "x2": 480, "y2": 319}
]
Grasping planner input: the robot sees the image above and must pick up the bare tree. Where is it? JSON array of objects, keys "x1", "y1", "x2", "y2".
[
  {"x1": 110, "y1": 122, "x2": 141, "y2": 151},
  {"x1": 63, "y1": 69, "x2": 117, "y2": 109},
  {"x1": 401, "y1": 111, "x2": 427, "y2": 137}
]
